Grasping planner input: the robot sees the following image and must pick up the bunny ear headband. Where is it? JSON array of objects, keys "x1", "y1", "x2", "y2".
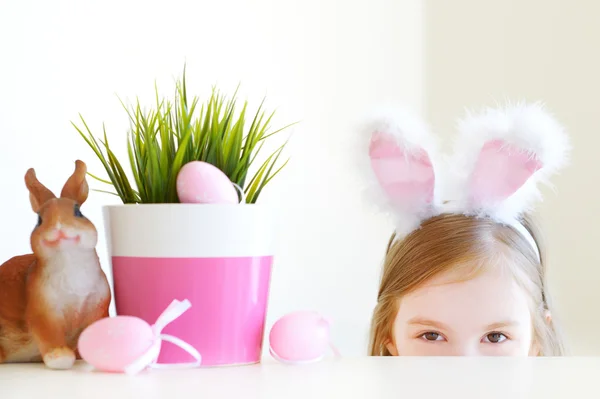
[{"x1": 363, "y1": 102, "x2": 570, "y2": 250}]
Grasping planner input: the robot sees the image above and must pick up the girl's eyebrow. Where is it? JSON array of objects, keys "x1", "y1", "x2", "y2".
[
  {"x1": 485, "y1": 320, "x2": 520, "y2": 330},
  {"x1": 407, "y1": 317, "x2": 452, "y2": 332},
  {"x1": 407, "y1": 318, "x2": 520, "y2": 332}
]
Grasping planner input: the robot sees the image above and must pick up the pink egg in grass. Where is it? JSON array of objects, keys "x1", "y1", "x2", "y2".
[
  {"x1": 176, "y1": 161, "x2": 239, "y2": 204},
  {"x1": 269, "y1": 311, "x2": 336, "y2": 364}
]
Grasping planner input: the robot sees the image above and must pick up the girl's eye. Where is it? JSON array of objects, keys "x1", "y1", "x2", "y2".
[
  {"x1": 484, "y1": 332, "x2": 507, "y2": 343},
  {"x1": 420, "y1": 332, "x2": 445, "y2": 342},
  {"x1": 36, "y1": 215, "x2": 42, "y2": 227}
]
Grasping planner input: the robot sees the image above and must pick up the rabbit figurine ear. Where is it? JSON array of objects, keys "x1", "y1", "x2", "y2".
[
  {"x1": 61, "y1": 160, "x2": 89, "y2": 204},
  {"x1": 365, "y1": 109, "x2": 438, "y2": 236},
  {"x1": 25, "y1": 169, "x2": 56, "y2": 213},
  {"x1": 453, "y1": 103, "x2": 570, "y2": 223}
]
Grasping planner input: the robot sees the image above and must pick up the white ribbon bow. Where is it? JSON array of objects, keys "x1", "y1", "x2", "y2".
[{"x1": 124, "y1": 299, "x2": 202, "y2": 375}]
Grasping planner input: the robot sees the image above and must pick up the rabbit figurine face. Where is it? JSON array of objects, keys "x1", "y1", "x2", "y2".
[
  {"x1": 0, "y1": 160, "x2": 111, "y2": 370},
  {"x1": 30, "y1": 191, "x2": 98, "y2": 256}
]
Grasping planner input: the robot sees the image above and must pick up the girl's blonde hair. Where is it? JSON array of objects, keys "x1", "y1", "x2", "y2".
[{"x1": 369, "y1": 213, "x2": 565, "y2": 356}]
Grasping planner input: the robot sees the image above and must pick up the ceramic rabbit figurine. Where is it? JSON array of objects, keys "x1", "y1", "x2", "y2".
[{"x1": 0, "y1": 160, "x2": 111, "y2": 369}]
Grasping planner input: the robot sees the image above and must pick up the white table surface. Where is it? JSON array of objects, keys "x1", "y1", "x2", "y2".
[{"x1": 2, "y1": 356, "x2": 599, "y2": 398}]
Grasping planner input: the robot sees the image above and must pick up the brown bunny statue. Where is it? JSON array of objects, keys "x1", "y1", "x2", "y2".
[{"x1": 0, "y1": 160, "x2": 111, "y2": 369}]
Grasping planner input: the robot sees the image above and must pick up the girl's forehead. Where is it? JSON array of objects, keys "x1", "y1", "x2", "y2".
[
  {"x1": 396, "y1": 266, "x2": 532, "y2": 328},
  {"x1": 419, "y1": 261, "x2": 513, "y2": 290}
]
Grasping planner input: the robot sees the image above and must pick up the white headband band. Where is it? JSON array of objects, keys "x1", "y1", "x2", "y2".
[
  {"x1": 436, "y1": 199, "x2": 541, "y2": 261},
  {"x1": 507, "y1": 219, "x2": 540, "y2": 261}
]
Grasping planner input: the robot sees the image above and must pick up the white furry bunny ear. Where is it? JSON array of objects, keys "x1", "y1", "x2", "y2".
[
  {"x1": 453, "y1": 102, "x2": 570, "y2": 223},
  {"x1": 363, "y1": 109, "x2": 439, "y2": 236}
]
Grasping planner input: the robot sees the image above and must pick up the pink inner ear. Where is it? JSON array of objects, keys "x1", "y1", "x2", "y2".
[
  {"x1": 369, "y1": 132, "x2": 435, "y2": 210},
  {"x1": 469, "y1": 140, "x2": 543, "y2": 206}
]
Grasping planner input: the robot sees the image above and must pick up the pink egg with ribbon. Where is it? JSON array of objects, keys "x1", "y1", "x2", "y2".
[
  {"x1": 269, "y1": 311, "x2": 340, "y2": 364},
  {"x1": 78, "y1": 299, "x2": 201, "y2": 375},
  {"x1": 78, "y1": 316, "x2": 155, "y2": 373},
  {"x1": 176, "y1": 161, "x2": 240, "y2": 204}
]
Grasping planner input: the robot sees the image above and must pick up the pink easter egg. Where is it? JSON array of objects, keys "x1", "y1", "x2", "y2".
[
  {"x1": 269, "y1": 311, "x2": 331, "y2": 362},
  {"x1": 78, "y1": 316, "x2": 155, "y2": 373},
  {"x1": 176, "y1": 161, "x2": 239, "y2": 204}
]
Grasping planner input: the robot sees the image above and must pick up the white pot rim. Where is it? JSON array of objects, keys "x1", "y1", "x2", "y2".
[
  {"x1": 103, "y1": 203, "x2": 274, "y2": 258},
  {"x1": 103, "y1": 203, "x2": 266, "y2": 209}
]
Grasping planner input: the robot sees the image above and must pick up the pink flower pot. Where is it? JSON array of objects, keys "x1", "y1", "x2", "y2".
[{"x1": 103, "y1": 204, "x2": 274, "y2": 367}]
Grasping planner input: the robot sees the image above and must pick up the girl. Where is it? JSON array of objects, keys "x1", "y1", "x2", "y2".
[{"x1": 363, "y1": 103, "x2": 570, "y2": 356}]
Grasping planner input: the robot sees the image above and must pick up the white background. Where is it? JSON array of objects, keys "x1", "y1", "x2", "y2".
[{"x1": 0, "y1": 0, "x2": 597, "y2": 356}]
